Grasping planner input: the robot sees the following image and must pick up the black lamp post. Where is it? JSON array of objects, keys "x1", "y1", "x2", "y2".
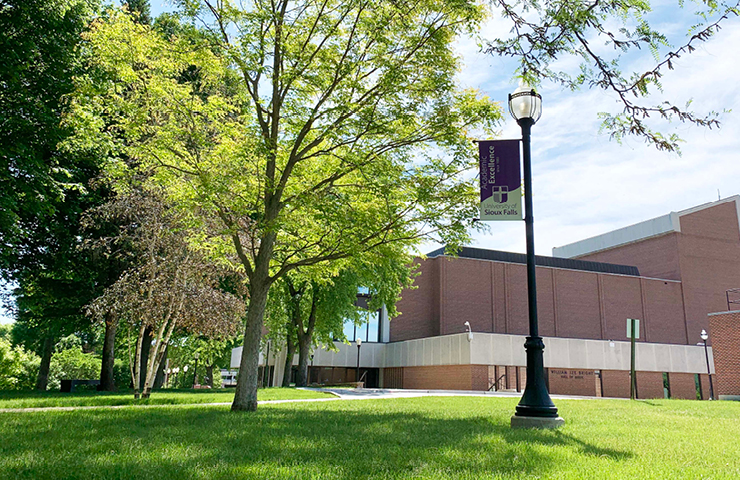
[
  {"x1": 700, "y1": 329, "x2": 715, "y2": 400},
  {"x1": 508, "y1": 83, "x2": 562, "y2": 428},
  {"x1": 356, "y1": 337, "x2": 362, "y2": 385}
]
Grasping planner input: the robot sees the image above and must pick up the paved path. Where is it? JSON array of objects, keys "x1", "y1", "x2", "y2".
[
  {"x1": 0, "y1": 388, "x2": 618, "y2": 413},
  {"x1": 306, "y1": 387, "x2": 618, "y2": 402}
]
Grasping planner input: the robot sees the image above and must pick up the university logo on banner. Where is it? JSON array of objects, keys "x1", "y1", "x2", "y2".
[{"x1": 479, "y1": 139, "x2": 522, "y2": 221}]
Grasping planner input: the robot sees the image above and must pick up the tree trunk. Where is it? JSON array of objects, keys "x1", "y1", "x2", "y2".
[
  {"x1": 232, "y1": 275, "x2": 270, "y2": 411},
  {"x1": 98, "y1": 312, "x2": 117, "y2": 391},
  {"x1": 139, "y1": 325, "x2": 153, "y2": 392},
  {"x1": 206, "y1": 364, "x2": 214, "y2": 388},
  {"x1": 281, "y1": 334, "x2": 296, "y2": 387},
  {"x1": 153, "y1": 345, "x2": 168, "y2": 389},
  {"x1": 35, "y1": 337, "x2": 54, "y2": 391},
  {"x1": 295, "y1": 334, "x2": 311, "y2": 387}
]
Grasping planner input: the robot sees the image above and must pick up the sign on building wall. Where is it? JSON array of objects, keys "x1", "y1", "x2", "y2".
[{"x1": 478, "y1": 139, "x2": 522, "y2": 221}]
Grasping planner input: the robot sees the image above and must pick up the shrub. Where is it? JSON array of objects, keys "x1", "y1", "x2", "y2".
[
  {"x1": 48, "y1": 347, "x2": 101, "y2": 391},
  {"x1": 0, "y1": 338, "x2": 40, "y2": 390}
]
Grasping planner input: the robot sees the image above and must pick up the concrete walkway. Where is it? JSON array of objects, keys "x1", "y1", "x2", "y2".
[
  {"x1": 0, "y1": 388, "x2": 619, "y2": 413},
  {"x1": 305, "y1": 387, "x2": 619, "y2": 402}
]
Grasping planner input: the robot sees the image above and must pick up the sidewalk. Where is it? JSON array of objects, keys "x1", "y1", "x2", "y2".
[{"x1": 0, "y1": 387, "x2": 619, "y2": 413}]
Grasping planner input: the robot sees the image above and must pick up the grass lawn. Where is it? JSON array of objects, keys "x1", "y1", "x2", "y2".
[
  {"x1": 0, "y1": 388, "x2": 334, "y2": 409},
  {"x1": 1, "y1": 396, "x2": 739, "y2": 479}
]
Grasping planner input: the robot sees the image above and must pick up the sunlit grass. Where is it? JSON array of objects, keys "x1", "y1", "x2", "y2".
[
  {"x1": 1, "y1": 396, "x2": 738, "y2": 479},
  {"x1": 0, "y1": 388, "x2": 333, "y2": 409}
]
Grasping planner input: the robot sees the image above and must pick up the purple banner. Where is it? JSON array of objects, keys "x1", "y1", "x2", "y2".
[{"x1": 479, "y1": 140, "x2": 522, "y2": 220}]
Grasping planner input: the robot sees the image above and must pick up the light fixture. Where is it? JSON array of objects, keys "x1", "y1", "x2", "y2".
[
  {"x1": 701, "y1": 329, "x2": 709, "y2": 341},
  {"x1": 508, "y1": 83, "x2": 542, "y2": 124},
  {"x1": 464, "y1": 321, "x2": 473, "y2": 342}
]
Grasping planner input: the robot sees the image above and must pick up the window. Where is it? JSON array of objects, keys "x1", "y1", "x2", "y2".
[{"x1": 343, "y1": 309, "x2": 381, "y2": 342}]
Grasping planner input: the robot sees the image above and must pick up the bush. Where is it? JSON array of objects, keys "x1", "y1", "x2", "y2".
[
  {"x1": 113, "y1": 357, "x2": 132, "y2": 389},
  {"x1": 0, "y1": 338, "x2": 40, "y2": 390},
  {"x1": 48, "y1": 347, "x2": 101, "y2": 391}
]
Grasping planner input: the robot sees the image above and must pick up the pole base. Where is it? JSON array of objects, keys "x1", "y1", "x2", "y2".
[{"x1": 511, "y1": 415, "x2": 565, "y2": 429}]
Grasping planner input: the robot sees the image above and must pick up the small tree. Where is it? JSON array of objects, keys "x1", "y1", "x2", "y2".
[{"x1": 87, "y1": 189, "x2": 245, "y2": 398}]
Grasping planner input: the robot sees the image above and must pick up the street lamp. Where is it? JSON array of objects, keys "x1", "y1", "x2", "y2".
[
  {"x1": 508, "y1": 83, "x2": 563, "y2": 428},
  {"x1": 355, "y1": 337, "x2": 362, "y2": 386},
  {"x1": 700, "y1": 329, "x2": 715, "y2": 400},
  {"x1": 464, "y1": 321, "x2": 473, "y2": 343},
  {"x1": 193, "y1": 352, "x2": 200, "y2": 389}
]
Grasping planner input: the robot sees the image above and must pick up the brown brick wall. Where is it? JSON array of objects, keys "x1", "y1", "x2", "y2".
[
  {"x1": 506, "y1": 366, "x2": 519, "y2": 391},
  {"x1": 601, "y1": 275, "x2": 644, "y2": 341},
  {"x1": 708, "y1": 311, "x2": 740, "y2": 397},
  {"x1": 505, "y1": 264, "x2": 529, "y2": 335},
  {"x1": 577, "y1": 232, "x2": 682, "y2": 281},
  {"x1": 636, "y1": 371, "x2": 665, "y2": 399},
  {"x1": 401, "y1": 365, "x2": 473, "y2": 390},
  {"x1": 554, "y1": 270, "x2": 602, "y2": 339},
  {"x1": 602, "y1": 370, "x2": 630, "y2": 398},
  {"x1": 669, "y1": 372, "x2": 699, "y2": 400},
  {"x1": 442, "y1": 258, "x2": 493, "y2": 335},
  {"x1": 642, "y1": 279, "x2": 687, "y2": 344},
  {"x1": 547, "y1": 369, "x2": 597, "y2": 396},
  {"x1": 392, "y1": 258, "x2": 439, "y2": 342},
  {"x1": 471, "y1": 365, "x2": 489, "y2": 391},
  {"x1": 678, "y1": 204, "x2": 740, "y2": 337}
]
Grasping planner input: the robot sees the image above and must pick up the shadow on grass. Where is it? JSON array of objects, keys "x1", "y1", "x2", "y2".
[{"x1": 0, "y1": 399, "x2": 632, "y2": 480}]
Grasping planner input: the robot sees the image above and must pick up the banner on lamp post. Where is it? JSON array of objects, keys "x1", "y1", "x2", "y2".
[{"x1": 479, "y1": 139, "x2": 522, "y2": 221}]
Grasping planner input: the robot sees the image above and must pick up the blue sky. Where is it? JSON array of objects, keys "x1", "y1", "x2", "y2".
[{"x1": 3, "y1": 1, "x2": 739, "y2": 323}]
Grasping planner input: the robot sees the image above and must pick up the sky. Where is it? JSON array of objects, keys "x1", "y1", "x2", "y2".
[{"x1": 3, "y1": 1, "x2": 739, "y2": 323}]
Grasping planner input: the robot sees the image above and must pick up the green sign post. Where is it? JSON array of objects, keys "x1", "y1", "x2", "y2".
[{"x1": 627, "y1": 318, "x2": 640, "y2": 400}]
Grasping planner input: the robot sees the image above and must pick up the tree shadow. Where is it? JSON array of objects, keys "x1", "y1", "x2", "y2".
[{"x1": 0, "y1": 398, "x2": 632, "y2": 479}]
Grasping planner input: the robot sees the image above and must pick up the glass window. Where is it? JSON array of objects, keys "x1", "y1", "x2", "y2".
[
  {"x1": 367, "y1": 311, "x2": 379, "y2": 342},
  {"x1": 343, "y1": 320, "x2": 356, "y2": 342},
  {"x1": 356, "y1": 320, "x2": 368, "y2": 343},
  {"x1": 340, "y1": 309, "x2": 381, "y2": 342}
]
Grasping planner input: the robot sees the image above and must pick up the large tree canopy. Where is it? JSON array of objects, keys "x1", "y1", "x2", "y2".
[{"x1": 69, "y1": 1, "x2": 501, "y2": 411}]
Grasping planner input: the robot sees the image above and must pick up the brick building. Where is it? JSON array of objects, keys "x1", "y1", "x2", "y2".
[{"x1": 235, "y1": 197, "x2": 740, "y2": 399}]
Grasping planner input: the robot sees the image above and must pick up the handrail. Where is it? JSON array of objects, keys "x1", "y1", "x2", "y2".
[{"x1": 488, "y1": 373, "x2": 507, "y2": 391}]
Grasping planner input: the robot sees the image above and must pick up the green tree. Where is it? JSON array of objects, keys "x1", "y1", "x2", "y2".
[
  {"x1": 70, "y1": 2, "x2": 500, "y2": 411},
  {"x1": 0, "y1": 0, "x2": 98, "y2": 269},
  {"x1": 1, "y1": 0, "x2": 118, "y2": 391},
  {"x1": 124, "y1": 0, "x2": 151, "y2": 25},
  {"x1": 266, "y1": 248, "x2": 414, "y2": 387}
]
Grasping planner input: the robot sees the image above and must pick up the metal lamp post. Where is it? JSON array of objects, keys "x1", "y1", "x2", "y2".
[
  {"x1": 356, "y1": 337, "x2": 362, "y2": 385},
  {"x1": 508, "y1": 83, "x2": 562, "y2": 428},
  {"x1": 192, "y1": 352, "x2": 200, "y2": 389},
  {"x1": 700, "y1": 329, "x2": 715, "y2": 400}
]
